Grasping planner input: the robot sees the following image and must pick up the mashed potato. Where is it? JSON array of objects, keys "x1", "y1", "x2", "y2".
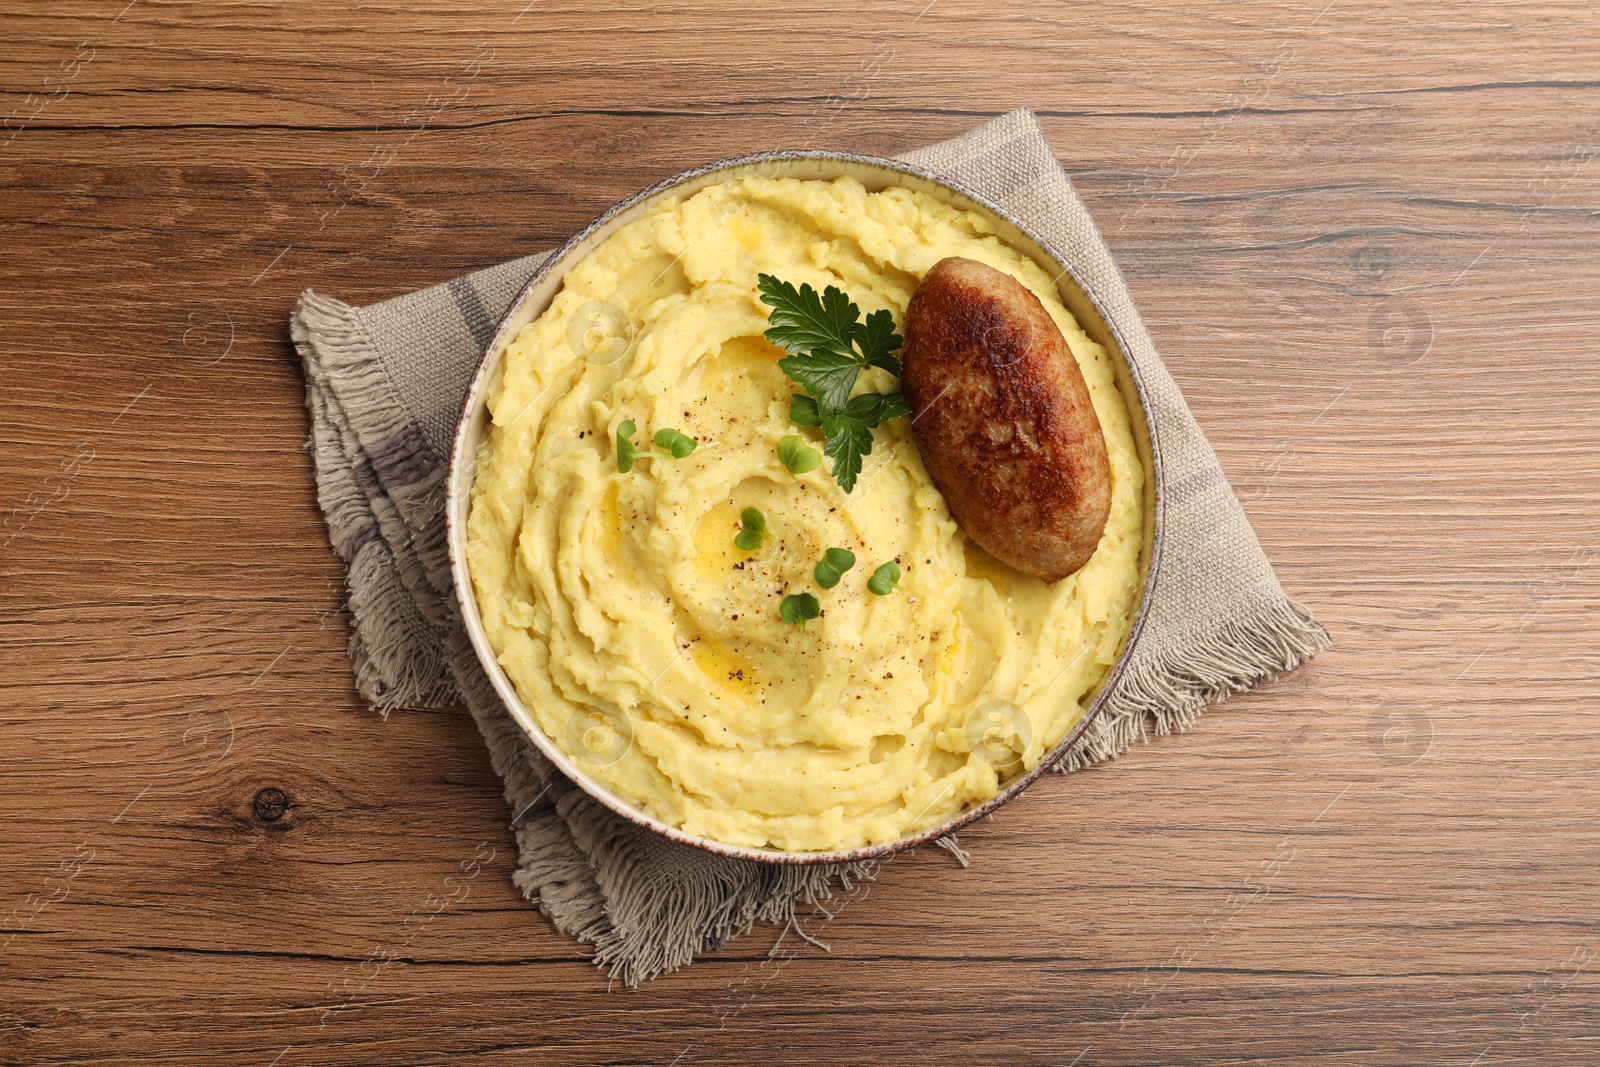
[{"x1": 466, "y1": 175, "x2": 1144, "y2": 852}]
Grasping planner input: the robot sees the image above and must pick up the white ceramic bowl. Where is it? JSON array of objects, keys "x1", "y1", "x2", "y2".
[{"x1": 446, "y1": 151, "x2": 1165, "y2": 865}]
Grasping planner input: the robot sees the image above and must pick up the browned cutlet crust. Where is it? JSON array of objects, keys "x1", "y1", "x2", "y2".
[{"x1": 900, "y1": 256, "x2": 1112, "y2": 583}]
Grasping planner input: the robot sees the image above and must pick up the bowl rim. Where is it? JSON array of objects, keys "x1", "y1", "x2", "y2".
[{"x1": 446, "y1": 148, "x2": 1166, "y2": 866}]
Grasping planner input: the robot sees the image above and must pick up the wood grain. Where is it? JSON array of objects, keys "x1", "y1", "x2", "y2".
[{"x1": 3, "y1": 1, "x2": 1598, "y2": 1063}]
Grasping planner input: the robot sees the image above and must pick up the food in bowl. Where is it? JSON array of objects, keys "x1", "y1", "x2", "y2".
[
  {"x1": 465, "y1": 174, "x2": 1145, "y2": 852},
  {"x1": 902, "y1": 255, "x2": 1113, "y2": 583}
]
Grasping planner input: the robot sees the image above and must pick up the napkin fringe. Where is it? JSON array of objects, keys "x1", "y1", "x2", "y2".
[
  {"x1": 294, "y1": 290, "x2": 460, "y2": 711},
  {"x1": 1054, "y1": 594, "x2": 1331, "y2": 773},
  {"x1": 346, "y1": 550, "x2": 458, "y2": 714},
  {"x1": 300, "y1": 293, "x2": 457, "y2": 621},
  {"x1": 513, "y1": 808, "x2": 615, "y2": 948},
  {"x1": 554, "y1": 788, "x2": 878, "y2": 986},
  {"x1": 933, "y1": 836, "x2": 972, "y2": 867},
  {"x1": 439, "y1": 625, "x2": 625, "y2": 949}
]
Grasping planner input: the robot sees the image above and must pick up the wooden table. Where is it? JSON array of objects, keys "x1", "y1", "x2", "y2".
[{"x1": 4, "y1": 2, "x2": 1597, "y2": 1063}]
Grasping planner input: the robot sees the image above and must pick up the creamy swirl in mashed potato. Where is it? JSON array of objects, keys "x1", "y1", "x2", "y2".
[{"x1": 466, "y1": 175, "x2": 1145, "y2": 852}]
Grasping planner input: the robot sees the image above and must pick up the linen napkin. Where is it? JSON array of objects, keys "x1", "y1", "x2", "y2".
[{"x1": 291, "y1": 107, "x2": 1328, "y2": 985}]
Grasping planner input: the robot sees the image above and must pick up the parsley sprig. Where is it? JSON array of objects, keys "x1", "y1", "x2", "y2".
[{"x1": 757, "y1": 274, "x2": 909, "y2": 493}]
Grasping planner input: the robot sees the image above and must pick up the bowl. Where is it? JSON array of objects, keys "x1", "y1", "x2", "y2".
[{"x1": 446, "y1": 150, "x2": 1165, "y2": 865}]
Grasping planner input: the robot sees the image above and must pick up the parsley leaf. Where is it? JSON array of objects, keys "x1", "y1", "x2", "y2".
[
  {"x1": 757, "y1": 275, "x2": 857, "y2": 358},
  {"x1": 817, "y1": 392, "x2": 911, "y2": 493},
  {"x1": 789, "y1": 394, "x2": 822, "y2": 428},
  {"x1": 819, "y1": 412, "x2": 875, "y2": 493},
  {"x1": 776, "y1": 350, "x2": 860, "y2": 414},
  {"x1": 779, "y1": 592, "x2": 821, "y2": 631},
  {"x1": 855, "y1": 308, "x2": 903, "y2": 376},
  {"x1": 734, "y1": 507, "x2": 769, "y2": 552},
  {"x1": 841, "y1": 392, "x2": 909, "y2": 424},
  {"x1": 870, "y1": 392, "x2": 912, "y2": 421}
]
